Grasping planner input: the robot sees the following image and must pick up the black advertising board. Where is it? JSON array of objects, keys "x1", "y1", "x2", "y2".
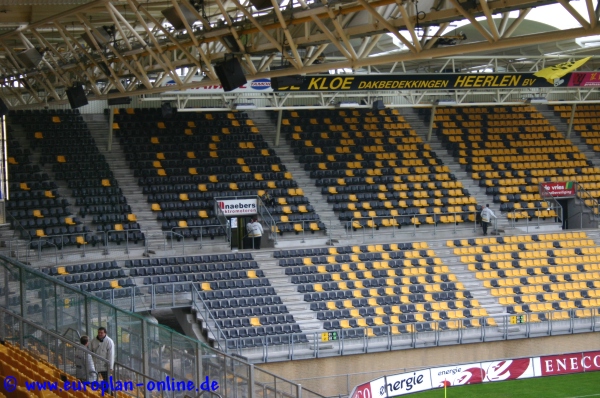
[{"x1": 271, "y1": 72, "x2": 591, "y2": 92}]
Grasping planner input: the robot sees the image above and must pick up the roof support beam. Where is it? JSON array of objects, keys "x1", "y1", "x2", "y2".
[
  {"x1": 497, "y1": 12, "x2": 510, "y2": 36},
  {"x1": 271, "y1": 0, "x2": 305, "y2": 68},
  {"x1": 479, "y1": 0, "x2": 500, "y2": 41},
  {"x1": 501, "y1": 8, "x2": 530, "y2": 39},
  {"x1": 52, "y1": 22, "x2": 103, "y2": 97},
  {"x1": 303, "y1": 11, "x2": 354, "y2": 60},
  {"x1": 393, "y1": 1, "x2": 422, "y2": 52},
  {"x1": 557, "y1": 0, "x2": 590, "y2": 29},
  {"x1": 229, "y1": 0, "x2": 301, "y2": 69},
  {"x1": 106, "y1": 2, "x2": 181, "y2": 87},
  {"x1": 324, "y1": 7, "x2": 358, "y2": 60},
  {"x1": 423, "y1": 23, "x2": 450, "y2": 50},
  {"x1": 76, "y1": 13, "x2": 127, "y2": 93},
  {"x1": 304, "y1": 44, "x2": 328, "y2": 67},
  {"x1": 585, "y1": 0, "x2": 597, "y2": 29},
  {"x1": 447, "y1": 0, "x2": 495, "y2": 42},
  {"x1": 104, "y1": 5, "x2": 153, "y2": 89},
  {"x1": 29, "y1": 29, "x2": 74, "y2": 87},
  {"x1": 213, "y1": 0, "x2": 257, "y2": 74},
  {"x1": 356, "y1": 0, "x2": 418, "y2": 53},
  {"x1": 129, "y1": 0, "x2": 215, "y2": 81}
]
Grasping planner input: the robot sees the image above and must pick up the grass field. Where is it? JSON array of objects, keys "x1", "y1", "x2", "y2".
[{"x1": 407, "y1": 371, "x2": 600, "y2": 398}]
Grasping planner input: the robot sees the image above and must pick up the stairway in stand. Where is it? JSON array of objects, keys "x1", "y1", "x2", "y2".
[{"x1": 249, "y1": 110, "x2": 348, "y2": 245}]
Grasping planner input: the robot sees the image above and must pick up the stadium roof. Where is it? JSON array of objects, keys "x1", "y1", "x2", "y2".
[{"x1": 0, "y1": 0, "x2": 598, "y2": 107}]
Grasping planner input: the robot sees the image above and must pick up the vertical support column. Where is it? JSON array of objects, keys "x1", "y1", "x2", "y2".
[
  {"x1": 19, "y1": 266, "x2": 25, "y2": 347},
  {"x1": 275, "y1": 109, "x2": 283, "y2": 147},
  {"x1": 108, "y1": 109, "x2": 114, "y2": 152},
  {"x1": 567, "y1": 103, "x2": 577, "y2": 138},
  {"x1": 195, "y1": 341, "x2": 202, "y2": 398},
  {"x1": 0, "y1": 114, "x2": 8, "y2": 223},
  {"x1": 141, "y1": 320, "x2": 150, "y2": 398},
  {"x1": 427, "y1": 105, "x2": 437, "y2": 142},
  {"x1": 248, "y1": 363, "x2": 255, "y2": 398},
  {"x1": 0, "y1": 304, "x2": 4, "y2": 341}
]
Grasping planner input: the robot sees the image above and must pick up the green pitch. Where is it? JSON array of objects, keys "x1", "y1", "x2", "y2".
[{"x1": 406, "y1": 371, "x2": 600, "y2": 398}]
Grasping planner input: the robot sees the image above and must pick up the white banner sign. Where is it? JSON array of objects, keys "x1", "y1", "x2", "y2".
[
  {"x1": 430, "y1": 363, "x2": 484, "y2": 388},
  {"x1": 377, "y1": 370, "x2": 432, "y2": 398},
  {"x1": 162, "y1": 77, "x2": 272, "y2": 94},
  {"x1": 217, "y1": 198, "x2": 257, "y2": 216}
]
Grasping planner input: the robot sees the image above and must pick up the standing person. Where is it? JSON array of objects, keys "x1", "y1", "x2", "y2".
[
  {"x1": 90, "y1": 327, "x2": 114, "y2": 382},
  {"x1": 480, "y1": 204, "x2": 497, "y2": 236},
  {"x1": 74, "y1": 335, "x2": 96, "y2": 382},
  {"x1": 246, "y1": 217, "x2": 264, "y2": 249}
]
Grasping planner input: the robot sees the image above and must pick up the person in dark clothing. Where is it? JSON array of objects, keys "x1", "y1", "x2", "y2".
[{"x1": 262, "y1": 192, "x2": 275, "y2": 206}]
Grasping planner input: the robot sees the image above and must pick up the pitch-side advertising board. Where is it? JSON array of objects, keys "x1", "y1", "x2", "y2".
[{"x1": 350, "y1": 351, "x2": 600, "y2": 398}]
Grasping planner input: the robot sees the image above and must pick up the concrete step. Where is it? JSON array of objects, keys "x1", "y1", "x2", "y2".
[
  {"x1": 86, "y1": 117, "x2": 165, "y2": 237},
  {"x1": 400, "y1": 108, "x2": 506, "y2": 219},
  {"x1": 252, "y1": 110, "x2": 348, "y2": 240}
]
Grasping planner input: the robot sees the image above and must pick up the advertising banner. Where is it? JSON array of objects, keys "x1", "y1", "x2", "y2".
[
  {"x1": 539, "y1": 181, "x2": 576, "y2": 197},
  {"x1": 566, "y1": 72, "x2": 600, "y2": 88},
  {"x1": 481, "y1": 358, "x2": 536, "y2": 382},
  {"x1": 215, "y1": 198, "x2": 257, "y2": 216},
  {"x1": 348, "y1": 351, "x2": 600, "y2": 398},
  {"x1": 351, "y1": 382, "x2": 374, "y2": 398},
  {"x1": 160, "y1": 71, "x2": 600, "y2": 95},
  {"x1": 538, "y1": 351, "x2": 600, "y2": 376},
  {"x1": 162, "y1": 77, "x2": 272, "y2": 94},
  {"x1": 272, "y1": 73, "x2": 574, "y2": 92},
  {"x1": 430, "y1": 363, "x2": 484, "y2": 387},
  {"x1": 382, "y1": 370, "x2": 432, "y2": 397}
]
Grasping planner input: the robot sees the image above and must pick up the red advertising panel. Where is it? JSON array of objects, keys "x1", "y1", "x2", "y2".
[
  {"x1": 539, "y1": 351, "x2": 600, "y2": 376},
  {"x1": 567, "y1": 72, "x2": 600, "y2": 87},
  {"x1": 540, "y1": 181, "x2": 576, "y2": 197},
  {"x1": 351, "y1": 382, "x2": 373, "y2": 398},
  {"x1": 481, "y1": 358, "x2": 535, "y2": 382}
]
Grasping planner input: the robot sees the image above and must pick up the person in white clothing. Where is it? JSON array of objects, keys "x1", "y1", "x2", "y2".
[
  {"x1": 74, "y1": 335, "x2": 96, "y2": 382},
  {"x1": 480, "y1": 204, "x2": 497, "y2": 236},
  {"x1": 246, "y1": 217, "x2": 264, "y2": 249},
  {"x1": 89, "y1": 327, "x2": 114, "y2": 382}
]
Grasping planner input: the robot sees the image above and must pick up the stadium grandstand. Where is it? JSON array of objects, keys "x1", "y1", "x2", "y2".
[{"x1": 1, "y1": 0, "x2": 600, "y2": 397}]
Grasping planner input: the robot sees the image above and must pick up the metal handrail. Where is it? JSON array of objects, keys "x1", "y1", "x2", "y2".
[
  {"x1": 218, "y1": 309, "x2": 598, "y2": 360},
  {"x1": 273, "y1": 219, "x2": 327, "y2": 242},
  {"x1": 347, "y1": 209, "x2": 480, "y2": 240},
  {"x1": 74, "y1": 274, "x2": 600, "y2": 368},
  {"x1": 191, "y1": 284, "x2": 228, "y2": 351},
  {"x1": 0, "y1": 307, "x2": 169, "y2": 398},
  {"x1": 214, "y1": 201, "x2": 231, "y2": 243},
  {"x1": 169, "y1": 224, "x2": 223, "y2": 252},
  {"x1": 574, "y1": 182, "x2": 600, "y2": 216},
  {"x1": 27, "y1": 238, "x2": 59, "y2": 265},
  {"x1": 257, "y1": 197, "x2": 278, "y2": 243},
  {"x1": 506, "y1": 205, "x2": 562, "y2": 230},
  {"x1": 6, "y1": 210, "x2": 31, "y2": 241},
  {"x1": 0, "y1": 254, "x2": 322, "y2": 398}
]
